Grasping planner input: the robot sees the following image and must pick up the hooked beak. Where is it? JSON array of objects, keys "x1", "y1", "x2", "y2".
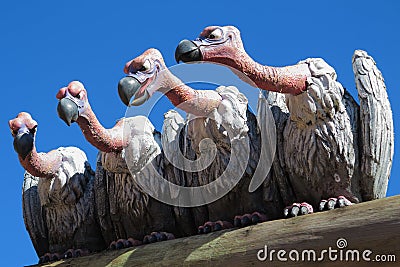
[
  {"x1": 13, "y1": 131, "x2": 34, "y2": 160},
  {"x1": 57, "y1": 98, "x2": 79, "y2": 126},
  {"x1": 175, "y1": 39, "x2": 202, "y2": 63},
  {"x1": 118, "y1": 76, "x2": 149, "y2": 106}
]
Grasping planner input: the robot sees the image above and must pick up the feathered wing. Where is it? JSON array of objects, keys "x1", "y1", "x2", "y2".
[
  {"x1": 342, "y1": 90, "x2": 362, "y2": 201},
  {"x1": 260, "y1": 90, "x2": 296, "y2": 207},
  {"x1": 22, "y1": 172, "x2": 49, "y2": 257},
  {"x1": 162, "y1": 110, "x2": 201, "y2": 235},
  {"x1": 93, "y1": 152, "x2": 117, "y2": 245},
  {"x1": 353, "y1": 50, "x2": 394, "y2": 200}
]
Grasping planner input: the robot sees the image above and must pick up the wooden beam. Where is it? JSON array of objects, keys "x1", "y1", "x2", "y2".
[{"x1": 34, "y1": 195, "x2": 400, "y2": 267}]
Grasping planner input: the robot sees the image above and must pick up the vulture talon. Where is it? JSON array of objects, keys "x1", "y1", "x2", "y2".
[
  {"x1": 319, "y1": 200, "x2": 328, "y2": 211},
  {"x1": 327, "y1": 198, "x2": 337, "y2": 210},
  {"x1": 143, "y1": 232, "x2": 174, "y2": 244},
  {"x1": 64, "y1": 249, "x2": 74, "y2": 258},
  {"x1": 291, "y1": 205, "x2": 300, "y2": 217},
  {"x1": 39, "y1": 253, "x2": 51, "y2": 263},
  {"x1": 198, "y1": 221, "x2": 233, "y2": 234},
  {"x1": 320, "y1": 196, "x2": 353, "y2": 211},
  {"x1": 109, "y1": 238, "x2": 140, "y2": 250},
  {"x1": 284, "y1": 203, "x2": 313, "y2": 218},
  {"x1": 240, "y1": 214, "x2": 252, "y2": 227},
  {"x1": 116, "y1": 240, "x2": 125, "y2": 249},
  {"x1": 63, "y1": 248, "x2": 88, "y2": 259},
  {"x1": 203, "y1": 224, "x2": 212, "y2": 234},
  {"x1": 234, "y1": 216, "x2": 242, "y2": 228},
  {"x1": 251, "y1": 212, "x2": 267, "y2": 224},
  {"x1": 197, "y1": 225, "x2": 204, "y2": 234}
]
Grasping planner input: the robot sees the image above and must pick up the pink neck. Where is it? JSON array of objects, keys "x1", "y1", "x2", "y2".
[
  {"x1": 160, "y1": 73, "x2": 222, "y2": 116},
  {"x1": 76, "y1": 106, "x2": 127, "y2": 153},
  {"x1": 19, "y1": 147, "x2": 62, "y2": 178},
  {"x1": 206, "y1": 47, "x2": 311, "y2": 95}
]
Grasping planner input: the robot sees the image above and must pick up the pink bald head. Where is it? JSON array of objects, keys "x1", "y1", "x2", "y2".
[
  {"x1": 56, "y1": 81, "x2": 88, "y2": 102},
  {"x1": 9, "y1": 112, "x2": 38, "y2": 137}
]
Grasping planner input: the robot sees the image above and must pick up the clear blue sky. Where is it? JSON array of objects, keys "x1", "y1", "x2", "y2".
[{"x1": 0, "y1": 1, "x2": 398, "y2": 266}]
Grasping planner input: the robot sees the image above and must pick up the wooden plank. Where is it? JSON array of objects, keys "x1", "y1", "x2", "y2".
[{"x1": 33, "y1": 195, "x2": 400, "y2": 267}]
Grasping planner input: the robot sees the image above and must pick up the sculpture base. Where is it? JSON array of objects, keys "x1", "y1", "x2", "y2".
[{"x1": 31, "y1": 195, "x2": 399, "y2": 267}]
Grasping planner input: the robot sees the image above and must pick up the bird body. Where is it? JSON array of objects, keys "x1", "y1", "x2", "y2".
[
  {"x1": 57, "y1": 83, "x2": 195, "y2": 246},
  {"x1": 175, "y1": 26, "x2": 393, "y2": 209},
  {"x1": 93, "y1": 116, "x2": 186, "y2": 243},
  {"x1": 118, "y1": 49, "x2": 284, "y2": 229},
  {"x1": 10, "y1": 112, "x2": 105, "y2": 261}
]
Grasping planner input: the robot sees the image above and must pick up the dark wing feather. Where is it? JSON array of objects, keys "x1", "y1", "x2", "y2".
[
  {"x1": 261, "y1": 90, "x2": 296, "y2": 206},
  {"x1": 22, "y1": 172, "x2": 48, "y2": 257},
  {"x1": 93, "y1": 152, "x2": 117, "y2": 245},
  {"x1": 342, "y1": 90, "x2": 362, "y2": 201},
  {"x1": 353, "y1": 50, "x2": 394, "y2": 200}
]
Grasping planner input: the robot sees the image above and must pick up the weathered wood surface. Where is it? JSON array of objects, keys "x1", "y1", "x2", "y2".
[{"x1": 33, "y1": 195, "x2": 399, "y2": 267}]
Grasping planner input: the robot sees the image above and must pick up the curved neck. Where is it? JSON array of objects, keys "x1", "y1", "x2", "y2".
[
  {"x1": 76, "y1": 106, "x2": 127, "y2": 153},
  {"x1": 207, "y1": 47, "x2": 311, "y2": 95},
  {"x1": 160, "y1": 72, "x2": 222, "y2": 116},
  {"x1": 19, "y1": 147, "x2": 62, "y2": 178}
]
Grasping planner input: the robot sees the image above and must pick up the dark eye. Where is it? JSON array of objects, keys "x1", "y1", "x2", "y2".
[
  {"x1": 139, "y1": 60, "x2": 151, "y2": 72},
  {"x1": 208, "y1": 28, "x2": 223, "y2": 40},
  {"x1": 76, "y1": 93, "x2": 81, "y2": 99}
]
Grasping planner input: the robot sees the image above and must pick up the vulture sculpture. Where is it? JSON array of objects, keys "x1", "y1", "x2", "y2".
[
  {"x1": 175, "y1": 26, "x2": 394, "y2": 216},
  {"x1": 9, "y1": 112, "x2": 105, "y2": 263},
  {"x1": 56, "y1": 81, "x2": 193, "y2": 248},
  {"x1": 117, "y1": 48, "x2": 285, "y2": 233}
]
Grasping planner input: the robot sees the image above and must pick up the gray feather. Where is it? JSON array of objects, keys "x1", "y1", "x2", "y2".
[
  {"x1": 22, "y1": 172, "x2": 49, "y2": 257},
  {"x1": 353, "y1": 50, "x2": 394, "y2": 200}
]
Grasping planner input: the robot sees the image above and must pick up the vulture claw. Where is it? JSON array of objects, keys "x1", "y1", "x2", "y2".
[
  {"x1": 319, "y1": 196, "x2": 353, "y2": 211},
  {"x1": 143, "y1": 232, "x2": 174, "y2": 244},
  {"x1": 63, "y1": 248, "x2": 89, "y2": 259},
  {"x1": 284, "y1": 202, "x2": 314, "y2": 218},
  {"x1": 198, "y1": 220, "x2": 234, "y2": 234},
  {"x1": 109, "y1": 238, "x2": 142, "y2": 250},
  {"x1": 38, "y1": 252, "x2": 62, "y2": 263},
  {"x1": 234, "y1": 212, "x2": 267, "y2": 227}
]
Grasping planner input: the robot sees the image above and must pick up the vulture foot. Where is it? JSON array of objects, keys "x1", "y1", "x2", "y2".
[
  {"x1": 234, "y1": 212, "x2": 268, "y2": 228},
  {"x1": 143, "y1": 232, "x2": 175, "y2": 244},
  {"x1": 63, "y1": 248, "x2": 90, "y2": 259},
  {"x1": 38, "y1": 252, "x2": 62, "y2": 264},
  {"x1": 109, "y1": 238, "x2": 142, "y2": 250},
  {"x1": 198, "y1": 220, "x2": 233, "y2": 234},
  {"x1": 319, "y1": 196, "x2": 353, "y2": 211},
  {"x1": 284, "y1": 202, "x2": 314, "y2": 218}
]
